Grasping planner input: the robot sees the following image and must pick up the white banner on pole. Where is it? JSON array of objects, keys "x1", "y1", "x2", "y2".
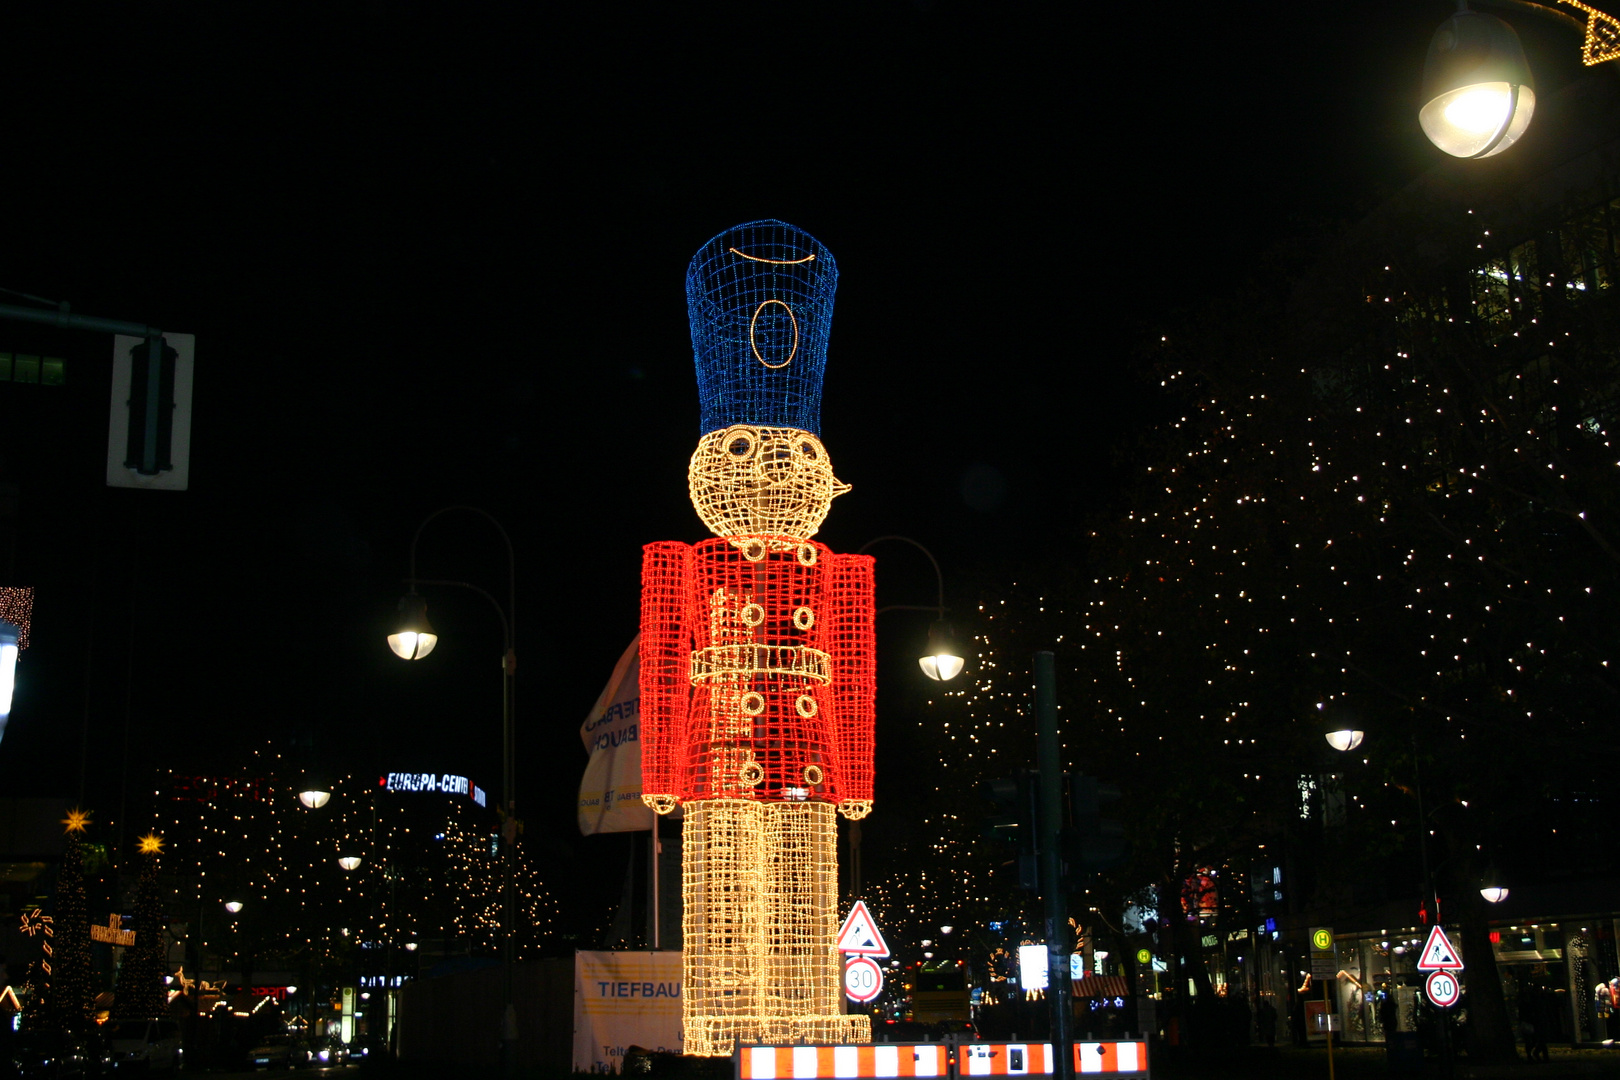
[
  {"x1": 579, "y1": 635, "x2": 677, "y2": 833},
  {"x1": 572, "y1": 950, "x2": 683, "y2": 1072}
]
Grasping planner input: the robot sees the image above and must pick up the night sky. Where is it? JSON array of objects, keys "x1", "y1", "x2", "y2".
[{"x1": 0, "y1": 3, "x2": 1597, "y2": 925}]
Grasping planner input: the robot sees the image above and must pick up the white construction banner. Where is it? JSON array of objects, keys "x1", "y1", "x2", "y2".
[
  {"x1": 579, "y1": 635, "x2": 672, "y2": 833},
  {"x1": 573, "y1": 950, "x2": 683, "y2": 1071}
]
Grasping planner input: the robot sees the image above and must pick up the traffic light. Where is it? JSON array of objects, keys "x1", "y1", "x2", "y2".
[
  {"x1": 1062, "y1": 773, "x2": 1127, "y2": 890},
  {"x1": 979, "y1": 772, "x2": 1039, "y2": 891}
]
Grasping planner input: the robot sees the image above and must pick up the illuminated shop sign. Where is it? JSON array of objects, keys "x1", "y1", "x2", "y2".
[{"x1": 380, "y1": 772, "x2": 487, "y2": 807}]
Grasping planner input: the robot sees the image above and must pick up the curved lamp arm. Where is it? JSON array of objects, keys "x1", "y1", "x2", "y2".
[
  {"x1": 856, "y1": 535, "x2": 946, "y2": 619},
  {"x1": 405, "y1": 505, "x2": 516, "y2": 651}
]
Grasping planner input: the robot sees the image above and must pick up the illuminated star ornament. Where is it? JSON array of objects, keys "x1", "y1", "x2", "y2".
[
  {"x1": 138, "y1": 834, "x2": 164, "y2": 855},
  {"x1": 1558, "y1": 0, "x2": 1620, "y2": 64},
  {"x1": 62, "y1": 808, "x2": 91, "y2": 834}
]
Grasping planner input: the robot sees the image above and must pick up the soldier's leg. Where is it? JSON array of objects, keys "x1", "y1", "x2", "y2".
[
  {"x1": 682, "y1": 799, "x2": 766, "y2": 1056},
  {"x1": 761, "y1": 801, "x2": 871, "y2": 1045}
]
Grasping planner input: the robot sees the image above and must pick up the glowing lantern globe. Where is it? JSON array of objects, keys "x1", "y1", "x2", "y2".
[{"x1": 1420, "y1": 9, "x2": 1535, "y2": 159}]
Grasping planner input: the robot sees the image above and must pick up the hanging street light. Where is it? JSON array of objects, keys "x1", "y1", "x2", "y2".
[
  {"x1": 1320, "y1": 702, "x2": 1366, "y2": 753},
  {"x1": 920, "y1": 621, "x2": 965, "y2": 682},
  {"x1": 386, "y1": 594, "x2": 438, "y2": 660},
  {"x1": 223, "y1": 900, "x2": 243, "y2": 914},
  {"x1": 298, "y1": 775, "x2": 331, "y2": 810},
  {"x1": 1420, "y1": 6, "x2": 1536, "y2": 159},
  {"x1": 1480, "y1": 865, "x2": 1510, "y2": 903}
]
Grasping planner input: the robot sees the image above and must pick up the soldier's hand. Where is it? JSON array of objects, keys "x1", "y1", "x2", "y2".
[
  {"x1": 836, "y1": 799, "x2": 872, "y2": 820},
  {"x1": 642, "y1": 794, "x2": 680, "y2": 815}
]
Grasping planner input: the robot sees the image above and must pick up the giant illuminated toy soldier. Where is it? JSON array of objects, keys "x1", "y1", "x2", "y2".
[{"x1": 640, "y1": 220, "x2": 874, "y2": 1055}]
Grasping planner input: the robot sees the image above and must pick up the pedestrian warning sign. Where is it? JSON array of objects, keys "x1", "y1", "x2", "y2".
[
  {"x1": 836, "y1": 900, "x2": 889, "y2": 957},
  {"x1": 1415, "y1": 924, "x2": 1464, "y2": 972}
]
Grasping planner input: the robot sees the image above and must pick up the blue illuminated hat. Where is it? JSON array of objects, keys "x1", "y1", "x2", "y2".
[{"x1": 687, "y1": 220, "x2": 837, "y2": 435}]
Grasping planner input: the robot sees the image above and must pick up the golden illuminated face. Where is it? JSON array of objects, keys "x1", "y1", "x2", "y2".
[{"x1": 689, "y1": 425, "x2": 849, "y2": 541}]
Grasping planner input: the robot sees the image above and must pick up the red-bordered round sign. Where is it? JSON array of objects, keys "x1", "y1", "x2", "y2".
[
  {"x1": 1425, "y1": 969, "x2": 1461, "y2": 1008},
  {"x1": 844, "y1": 956, "x2": 884, "y2": 1003}
]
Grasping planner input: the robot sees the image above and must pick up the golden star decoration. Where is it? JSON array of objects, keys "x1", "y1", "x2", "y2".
[
  {"x1": 138, "y1": 834, "x2": 164, "y2": 855},
  {"x1": 62, "y1": 808, "x2": 91, "y2": 834}
]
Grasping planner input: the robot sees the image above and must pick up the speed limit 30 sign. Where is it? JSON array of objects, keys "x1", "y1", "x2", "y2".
[
  {"x1": 844, "y1": 956, "x2": 884, "y2": 1003},
  {"x1": 1425, "y1": 970, "x2": 1461, "y2": 1008}
]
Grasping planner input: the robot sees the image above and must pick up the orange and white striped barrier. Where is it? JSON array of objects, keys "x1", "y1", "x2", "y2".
[
  {"x1": 736, "y1": 1043, "x2": 950, "y2": 1079},
  {"x1": 957, "y1": 1040, "x2": 1150, "y2": 1076},
  {"x1": 1073, "y1": 1040, "x2": 1148, "y2": 1076}
]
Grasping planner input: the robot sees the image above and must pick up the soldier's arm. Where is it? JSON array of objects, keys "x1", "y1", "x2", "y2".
[
  {"x1": 639, "y1": 541, "x2": 691, "y2": 812},
  {"x1": 827, "y1": 551, "x2": 876, "y2": 819}
]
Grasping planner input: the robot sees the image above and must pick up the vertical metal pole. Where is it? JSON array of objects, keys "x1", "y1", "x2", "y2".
[
  {"x1": 651, "y1": 811, "x2": 661, "y2": 950},
  {"x1": 1324, "y1": 981, "x2": 1336, "y2": 1080},
  {"x1": 502, "y1": 656, "x2": 516, "y2": 1077},
  {"x1": 1035, "y1": 652, "x2": 1075, "y2": 1080}
]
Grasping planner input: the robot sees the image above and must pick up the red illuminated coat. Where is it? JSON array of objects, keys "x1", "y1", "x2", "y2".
[{"x1": 639, "y1": 535, "x2": 875, "y2": 807}]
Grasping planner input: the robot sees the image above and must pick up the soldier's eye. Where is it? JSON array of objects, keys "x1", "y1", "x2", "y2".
[
  {"x1": 799, "y1": 442, "x2": 818, "y2": 460},
  {"x1": 722, "y1": 426, "x2": 756, "y2": 459}
]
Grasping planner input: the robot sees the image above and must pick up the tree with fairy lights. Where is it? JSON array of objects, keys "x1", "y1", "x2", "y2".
[
  {"x1": 1074, "y1": 180, "x2": 1620, "y2": 1060},
  {"x1": 441, "y1": 817, "x2": 556, "y2": 958},
  {"x1": 113, "y1": 835, "x2": 169, "y2": 1020},
  {"x1": 45, "y1": 809, "x2": 94, "y2": 1035}
]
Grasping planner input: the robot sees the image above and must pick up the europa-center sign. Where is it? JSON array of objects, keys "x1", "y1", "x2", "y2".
[{"x1": 380, "y1": 772, "x2": 487, "y2": 807}]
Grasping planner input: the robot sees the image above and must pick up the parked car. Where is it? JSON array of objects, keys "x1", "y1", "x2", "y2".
[
  {"x1": 8, "y1": 1029, "x2": 90, "y2": 1078},
  {"x1": 246, "y1": 1034, "x2": 297, "y2": 1070},
  {"x1": 101, "y1": 1018, "x2": 183, "y2": 1074}
]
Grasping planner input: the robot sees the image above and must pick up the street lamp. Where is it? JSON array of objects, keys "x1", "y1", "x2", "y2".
[
  {"x1": 224, "y1": 900, "x2": 243, "y2": 914},
  {"x1": 386, "y1": 594, "x2": 437, "y2": 660},
  {"x1": 1420, "y1": 7, "x2": 1536, "y2": 159},
  {"x1": 1480, "y1": 865, "x2": 1510, "y2": 903},
  {"x1": 855, "y1": 535, "x2": 965, "y2": 681},
  {"x1": 1418, "y1": 0, "x2": 1620, "y2": 160},
  {"x1": 337, "y1": 852, "x2": 362, "y2": 872},
  {"x1": 298, "y1": 776, "x2": 331, "y2": 810},
  {"x1": 386, "y1": 504, "x2": 517, "y2": 1073},
  {"x1": 1319, "y1": 701, "x2": 1366, "y2": 753}
]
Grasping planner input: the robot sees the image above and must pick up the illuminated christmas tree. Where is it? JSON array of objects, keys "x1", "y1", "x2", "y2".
[
  {"x1": 46, "y1": 809, "x2": 94, "y2": 1034},
  {"x1": 113, "y1": 835, "x2": 169, "y2": 1020}
]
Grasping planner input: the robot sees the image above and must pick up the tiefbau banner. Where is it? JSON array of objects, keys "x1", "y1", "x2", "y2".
[{"x1": 573, "y1": 950, "x2": 683, "y2": 1071}]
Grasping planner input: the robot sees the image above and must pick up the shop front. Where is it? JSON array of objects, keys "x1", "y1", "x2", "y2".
[{"x1": 1325, "y1": 916, "x2": 1617, "y2": 1046}]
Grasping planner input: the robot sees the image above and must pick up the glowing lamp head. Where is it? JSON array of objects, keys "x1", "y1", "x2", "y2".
[
  {"x1": 387, "y1": 594, "x2": 437, "y2": 660},
  {"x1": 224, "y1": 900, "x2": 244, "y2": 914},
  {"x1": 404, "y1": 941, "x2": 419, "y2": 952},
  {"x1": 919, "y1": 621, "x2": 965, "y2": 682},
  {"x1": 299, "y1": 787, "x2": 331, "y2": 810},
  {"x1": 1420, "y1": 10, "x2": 1535, "y2": 159},
  {"x1": 338, "y1": 854, "x2": 363, "y2": 872},
  {"x1": 1480, "y1": 865, "x2": 1509, "y2": 903},
  {"x1": 1324, "y1": 729, "x2": 1365, "y2": 753}
]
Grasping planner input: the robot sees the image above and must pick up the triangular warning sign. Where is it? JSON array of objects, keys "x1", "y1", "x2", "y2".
[
  {"x1": 1415, "y1": 924, "x2": 1464, "y2": 971},
  {"x1": 836, "y1": 900, "x2": 890, "y2": 957}
]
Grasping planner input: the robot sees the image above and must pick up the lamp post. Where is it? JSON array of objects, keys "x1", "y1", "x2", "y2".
[
  {"x1": 1324, "y1": 714, "x2": 1438, "y2": 921},
  {"x1": 844, "y1": 536, "x2": 964, "y2": 898},
  {"x1": 386, "y1": 505, "x2": 517, "y2": 1074},
  {"x1": 1418, "y1": 0, "x2": 1620, "y2": 159}
]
